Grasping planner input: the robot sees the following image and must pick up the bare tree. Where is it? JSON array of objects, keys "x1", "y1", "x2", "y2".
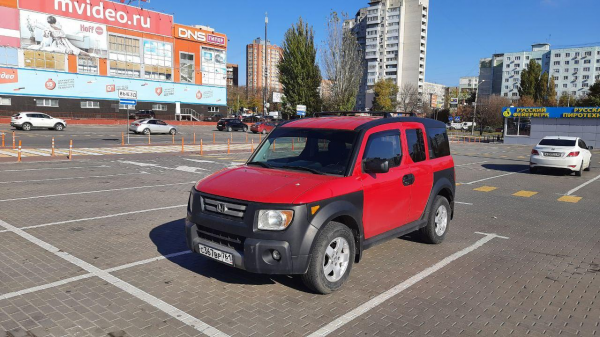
[
  {"x1": 474, "y1": 95, "x2": 511, "y2": 135},
  {"x1": 398, "y1": 84, "x2": 420, "y2": 113},
  {"x1": 321, "y1": 12, "x2": 364, "y2": 111}
]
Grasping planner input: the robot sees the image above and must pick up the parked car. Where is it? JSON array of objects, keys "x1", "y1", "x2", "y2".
[
  {"x1": 204, "y1": 114, "x2": 223, "y2": 122},
  {"x1": 217, "y1": 118, "x2": 248, "y2": 132},
  {"x1": 530, "y1": 136, "x2": 593, "y2": 176},
  {"x1": 186, "y1": 116, "x2": 455, "y2": 294},
  {"x1": 129, "y1": 110, "x2": 155, "y2": 120},
  {"x1": 250, "y1": 122, "x2": 276, "y2": 134},
  {"x1": 129, "y1": 119, "x2": 177, "y2": 135},
  {"x1": 10, "y1": 112, "x2": 67, "y2": 131}
]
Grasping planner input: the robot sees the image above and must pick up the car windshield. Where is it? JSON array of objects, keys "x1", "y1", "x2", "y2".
[
  {"x1": 539, "y1": 139, "x2": 576, "y2": 147},
  {"x1": 248, "y1": 128, "x2": 358, "y2": 176}
]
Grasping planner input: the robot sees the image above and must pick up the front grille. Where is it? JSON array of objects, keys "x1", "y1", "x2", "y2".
[
  {"x1": 203, "y1": 197, "x2": 247, "y2": 219},
  {"x1": 197, "y1": 225, "x2": 245, "y2": 251}
]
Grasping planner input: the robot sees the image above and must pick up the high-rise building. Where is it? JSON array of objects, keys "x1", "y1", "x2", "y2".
[
  {"x1": 459, "y1": 76, "x2": 479, "y2": 93},
  {"x1": 345, "y1": 0, "x2": 429, "y2": 111},
  {"x1": 227, "y1": 63, "x2": 239, "y2": 86},
  {"x1": 423, "y1": 82, "x2": 446, "y2": 108},
  {"x1": 246, "y1": 38, "x2": 283, "y2": 94}
]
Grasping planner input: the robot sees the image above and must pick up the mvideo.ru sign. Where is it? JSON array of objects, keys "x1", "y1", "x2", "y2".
[
  {"x1": 19, "y1": 0, "x2": 173, "y2": 36},
  {"x1": 502, "y1": 107, "x2": 600, "y2": 119}
]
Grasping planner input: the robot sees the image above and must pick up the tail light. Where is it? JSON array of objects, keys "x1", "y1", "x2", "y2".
[
  {"x1": 133, "y1": 123, "x2": 140, "y2": 126},
  {"x1": 13, "y1": 116, "x2": 22, "y2": 120},
  {"x1": 531, "y1": 149, "x2": 539, "y2": 155},
  {"x1": 567, "y1": 151, "x2": 580, "y2": 157}
]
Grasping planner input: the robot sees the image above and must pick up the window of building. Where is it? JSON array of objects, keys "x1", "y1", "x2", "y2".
[
  {"x1": 554, "y1": 69, "x2": 560, "y2": 73},
  {"x1": 585, "y1": 51, "x2": 592, "y2": 56},
  {"x1": 555, "y1": 53, "x2": 561, "y2": 58},
  {"x1": 525, "y1": 56, "x2": 530, "y2": 60},
  {"x1": 23, "y1": 51, "x2": 65, "y2": 71},
  {"x1": 515, "y1": 63, "x2": 520, "y2": 68},
  {"x1": 515, "y1": 56, "x2": 521, "y2": 60},
  {"x1": 514, "y1": 71, "x2": 520, "y2": 75},
  {"x1": 596, "y1": 67, "x2": 600, "y2": 71},
  {"x1": 143, "y1": 40, "x2": 173, "y2": 81},
  {"x1": 571, "y1": 91, "x2": 576, "y2": 95},
  {"x1": 564, "y1": 68, "x2": 569, "y2": 72},
  {"x1": 80, "y1": 101, "x2": 99, "y2": 109},
  {"x1": 554, "y1": 61, "x2": 560, "y2": 65},
  {"x1": 506, "y1": 117, "x2": 530, "y2": 136},
  {"x1": 512, "y1": 93, "x2": 518, "y2": 97},
  {"x1": 574, "y1": 60, "x2": 579, "y2": 64},
  {"x1": 563, "y1": 76, "x2": 568, "y2": 80},
  {"x1": 0, "y1": 47, "x2": 18, "y2": 66},
  {"x1": 584, "y1": 59, "x2": 591, "y2": 64},
  {"x1": 584, "y1": 67, "x2": 590, "y2": 72},
  {"x1": 565, "y1": 60, "x2": 570, "y2": 65},
  {"x1": 77, "y1": 56, "x2": 99, "y2": 75},
  {"x1": 514, "y1": 78, "x2": 519, "y2": 82},
  {"x1": 583, "y1": 83, "x2": 589, "y2": 88},
  {"x1": 36, "y1": 99, "x2": 58, "y2": 107},
  {"x1": 572, "y1": 83, "x2": 577, "y2": 88},
  {"x1": 563, "y1": 84, "x2": 568, "y2": 88},
  {"x1": 152, "y1": 104, "x2": 167, "y2": 111},
  {"x1": 0, "y1": 97, "x2": 11, "y2": 105},
  {"x1": 575, "y1": 52, "x2": 580, "y2": 57},
  {"x1": 180, "y1": 52, "x2": 195, "y2": 84},
  {"x1": 506, "y1": 57, "x2": 511, "y2": 61},
  {"x1": 554, "y1": 76, "x2": 559, "y2": 80},
  {"x1": 405, "y1": 129, "x2": 426, "y2": 162},
  {"x1": 208, "y1": 107, "x2": 220, "y2": 113},
  {"x1": 574, "y1": 68, "x2": 579, "y2": 72},
  {"x1": 504, "y1": 93, "x2": 508, "y2": 97},
  {"x1": 109, "y1": 35, "x2": 141, "y2": 78},
  {"x1": 566, "y1": 53, "x2": 571, "y2": 57},
  {"x1": 505, "y1": 79, "x2": 509, "y2": 83}
]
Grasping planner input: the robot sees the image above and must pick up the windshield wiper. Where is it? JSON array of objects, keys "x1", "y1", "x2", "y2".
[
  {"x1": 279, "y1": 165, "x2": 326, "y2": 175},
  {"x1": 247, "y1": 161, "x2": 272, "y2": 168}
]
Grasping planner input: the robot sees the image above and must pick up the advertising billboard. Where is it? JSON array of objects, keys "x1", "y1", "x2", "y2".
[
  {"x1": 18, "y1": 0, "x2": 173, "y2": 36},
  {"x1": 173, "y1": 24, "x2": 227, "y2": 48},
  {"x1": 201, "y1": 46, "x2": 227, "y2": 87},
  {"x1": 0, "y1": 67, "x2": 226, "y2": 106},
  {"x1": 502, "y1": 107, "x2": 600, "y2": 119},
  {"x1": 20, "y1": 10, "x2": 108, "y2": 58}
]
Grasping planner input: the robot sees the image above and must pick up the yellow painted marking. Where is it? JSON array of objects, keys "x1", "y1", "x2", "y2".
[
  {"x1": 456, "y1": 183, "x2": 462, "y2": 186},
  {"x1": 517, "y1": 156, "x2": 526, "y2": 159},
  {"x1": 558, "y1": 196, "x2": 582, "y2": 203},
  {"x1": 473, "y1": 186, "x2": 497, "y2": 192},
  {"x1": 513, "y1": 190, "x2": 538, "y2": 198}
]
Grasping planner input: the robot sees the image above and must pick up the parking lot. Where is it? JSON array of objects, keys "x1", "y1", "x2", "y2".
[{"x1": 1, "y1": 135, "x2": 599, "y2": 336}]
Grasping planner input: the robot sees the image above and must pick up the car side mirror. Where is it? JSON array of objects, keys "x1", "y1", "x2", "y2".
[
  {"x1": 589, "y1": 146, "x2": 594, "y2": 150},
  {"x1": 363, "y1": 158, "x2": 390, "y2": 174}
]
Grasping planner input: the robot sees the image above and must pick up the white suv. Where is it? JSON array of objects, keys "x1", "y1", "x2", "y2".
[
  {"x1": 11, "y1": 112, "x2": 67, "y2": 131},
  {"x1": 530, "y1": 136, "x2": 593, "y2": 176}
]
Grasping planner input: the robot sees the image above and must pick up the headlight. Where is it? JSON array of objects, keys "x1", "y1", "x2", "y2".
[{"x1": 257, "y1": 210, "x2": 294, "y2": 231}]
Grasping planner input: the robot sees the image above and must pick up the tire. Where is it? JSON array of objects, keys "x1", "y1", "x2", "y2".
[
  {"x1": 227, "y1": 126, "x2": 232, "y2": 132},
  {"x1": 419, "y1": 196, "x2": 450, "y2": 244},
  {"x1": 169, "y1": 128, "x2": 177, "y2": 135},
  {"x1": 301, "y1": 221, "x2": 355, "y2": 294},
  {"x1": 242, "y1": 126, "x2": 248, "y2": 132},
  {"x1": 22, "y1": 123, "x2": 32, "y2": 131},
  {"x1": 584, "y1": 160, "x2": 591, "y2": 172},
  {"x1": 529, "y1": 166, "x2": 538, "y2": 174},
  {"x1": 54, "y1": 123, "x2": 64, "y2": 131},
  {"x1": 142, "y1": 128, "x2": 151, "y2": 135},
  {"x1": 575, "y1": 161, "x2": 583, "y2": 177},
  {"x1": 262, "y1": 129, "x2": 267, "y2": 134}
]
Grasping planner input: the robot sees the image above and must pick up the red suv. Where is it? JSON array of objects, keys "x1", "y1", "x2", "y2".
[{"x1": 186, "y1": 116, "x2": 455, "y2": 293}]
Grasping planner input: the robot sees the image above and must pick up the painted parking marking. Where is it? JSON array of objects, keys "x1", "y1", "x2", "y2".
[
  {"x1": 462, "y1": 169, "x2": 529, "y2": 185},
  {"x1": 0, "y1": 219, "x2": 228, "y2": 337},
  {"x1": 513, "y1": 190, "x2": 538, "y2": 198},
  {"x1": 0, "y1": 172, "x2": 148, "y2": 185},
  {"x1": 455, "y1": 201, "x2": 473, "y2": 205},
  {"x1": 308, "y1": 232, "x2": 508, "y2": 337},
  {"x1": 473, "y1": 186, "x2": 497, "y2": 192},
  {"x1": 558, "y1": 195, "x2": 582, "y2": 203},
  {"x1": 565, "y1": 173, "x2": 600, "y2": 196},
  {"x1": 0, "y1": 165, "x2": 110, "y2": 172}
]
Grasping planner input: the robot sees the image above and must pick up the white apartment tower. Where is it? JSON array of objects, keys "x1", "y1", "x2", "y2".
[{"x1": 345, "y1": 0, "x2": 429, "y2": 111}]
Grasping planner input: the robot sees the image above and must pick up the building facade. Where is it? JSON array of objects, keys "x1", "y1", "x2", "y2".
[
  {"x1": 246, "y1": 38, "x2": 283, "y2": 94},
  {"x1": 478, "y1": 54, "x2": 504, "y2": 98},
  {"x1": 459, "y1": 76, "x2": 479, "y2": 93},
  {"x1": 345, "y1": 0, "x2": 429, "y2": 111},
  {"x1": 423, "y1": 82, "x2": 445, "y2": 108},
  {"x1": 0, "y1": 0, "x2": 227, "y2": 119},
  {"x1": 227, "y1": 63, "x2": 238, "y2": 86}
]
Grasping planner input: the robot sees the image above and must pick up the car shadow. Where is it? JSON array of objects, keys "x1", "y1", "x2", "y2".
[{"x1": 149, "y1": 219, "x2": 309, "y2": 291}]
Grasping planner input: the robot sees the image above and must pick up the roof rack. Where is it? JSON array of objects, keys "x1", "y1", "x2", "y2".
[{"x1": 314, "y1": 111, "x2": 415, "y2": 118}]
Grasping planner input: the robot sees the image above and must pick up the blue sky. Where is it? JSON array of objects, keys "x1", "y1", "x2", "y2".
[{"x1": 144, "y1": 0, "x2": 600, "y2": 87}]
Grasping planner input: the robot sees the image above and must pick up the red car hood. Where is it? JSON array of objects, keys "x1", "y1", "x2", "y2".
[{"x1": 196, "y1": 166, "x2": 337, "y2": 204}]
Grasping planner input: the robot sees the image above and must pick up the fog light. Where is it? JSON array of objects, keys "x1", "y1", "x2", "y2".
[{"x1": 272, "y1": 250, "x2": 281, "y2": 261}]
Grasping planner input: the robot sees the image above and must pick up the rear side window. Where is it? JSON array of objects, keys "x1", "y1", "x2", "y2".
[
  {"x1": 427, "y1": 127, "x2": 451, "y2": 159},
  {"x1": 405, "y1": 129, "x2": 427, "y2": 163},
  {"x1": 363, "y1": 131, "x2": 402, "y2": 168}
]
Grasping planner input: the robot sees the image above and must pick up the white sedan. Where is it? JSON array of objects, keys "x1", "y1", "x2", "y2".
[
  {"x1": 129, "y1": 119, "x2": 177, "y2": 135},
  {"x1": 530, "y1": 136, "x2": 593, "y2": 176}
]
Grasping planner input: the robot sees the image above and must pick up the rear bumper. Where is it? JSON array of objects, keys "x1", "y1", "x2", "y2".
[{"x1": 530, "y1": 155, "x2": 581, "y2": 171}]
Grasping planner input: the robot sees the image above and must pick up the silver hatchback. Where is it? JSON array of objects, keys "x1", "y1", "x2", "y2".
[{"x1": 129, "y1": 119, "x2": 177, "y2": 135}]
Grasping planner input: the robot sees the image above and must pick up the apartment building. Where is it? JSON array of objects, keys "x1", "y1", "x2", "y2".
[
  {"x1": 227, "y1": 63, "x2": 239, "y2": 86},
  {"x1": 246, "y1": 38, "x2": 283, "y2": 94},
  {"x1": 549, "y1": 46, "x2": 600, "y2": 99},
  {"x1": 459, "y1": 76, "x2": 479, "y2": 93},
  {"x1": 423, "y1": 82, "x2": 446, "y2": 108},
  {"x1": 345, "y1": 0, "x2": 429, "y2": 111}
]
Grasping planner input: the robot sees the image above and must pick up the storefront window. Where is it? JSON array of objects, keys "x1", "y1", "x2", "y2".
[
  {"x1": 108, "y1": 35, "x2": 141, "y2": 78},
  {"x1": 23, "y1": 50, "x2": 65, "y2": 71},
  {"x1": 506, "y1": 117, "x2": 531, "y2": 136},
  {"x1": 78, "y1": 56, "x2": 98, "y2": 75},
  {"x1": 143, "y1": 40, "x2": 172, "y2": 81},
  {"x1": 0, "y1": 47, "x2": 18, "y2": 66},
  {"x1": 201, "y1": 47, "x2": 227, "y2": 86},
  {"x1": 180, "y1": 52, "x2": 194, "y2": 83}
]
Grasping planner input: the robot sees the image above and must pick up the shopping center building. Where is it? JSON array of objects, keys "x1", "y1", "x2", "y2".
[
  {"x1": 503, "y1": 107, "x2": 600, "y2": 147},
  {"x1": 0, "y1": 0, "x2": 227, "y2": 120}
]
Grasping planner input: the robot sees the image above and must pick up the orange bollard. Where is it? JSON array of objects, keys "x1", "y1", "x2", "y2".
[
  {"x1": 51, "y1": 137, "x2": 55, "y2": 156},
  {"x1": 181, "y1": 137, "x2": 185, "y2": 153},
  {"x1": 246, "y1": 133, "x2": 248, "y2": 143},
  {"x1": 259, "y1": 133, "x2": 262, "y2": 142},
  {"x1": 121, "y1": 132, "x2": 124, "y2": 146},
  {"x1": 1, "y1": 132, "x2": 4, "y2": 147},
  {"x1": 12, "y1": 131, "x2": 15, "y2": 149},
  {"x1": 17, "y1": 140, "x2": 21, "y2": 162},
  {"x1": 148, "y1": 132, "x2": 151, "y2": 145},
  {"x1": 227, "y1": 138, "x2": 230, "y2": 154},
  {"x1": 200, "y1": 139, "x2": 203, "y2": 156},
  {"x1": 68, "y1": 140, "x2": 73, "y2": 160},
  {"x1": 213, "y1": 132, "x2": 215, "y2": 144},
  {"x1": 292, "y1": 138, "x2": 295, "y2": 151},
  {"x1": 193, "y1": 133, "x2": 196, "y2": 145},
  {"x1": 273, "y1": 139, "x2": 276, "y2": 152},
  {"x1": 251, "y1": 139, "x2": 254, "y2": 152},
  {"x1": 172, "y1": 133, "x2": 175, "y2": 144}
]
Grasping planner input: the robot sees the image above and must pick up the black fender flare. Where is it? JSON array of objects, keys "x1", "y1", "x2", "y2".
[{"x1": 421, "y1": 174, "x2": 455, "y2": 222}]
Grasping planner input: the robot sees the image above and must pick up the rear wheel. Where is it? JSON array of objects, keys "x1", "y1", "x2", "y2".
[
  {"x1": 302, "y1": 221, "x2": 355, "y2": 294},
  {"x1": 227, "y1": 126, "x2": 232, "y2": 132},
  {"x1": 242, "y1": 126, "x2": 248, "y2": 132},
  {"x1": 54, "y1": 123, "x2": 64, "y2": 131},
  {"x1": 575, "y1": 161, "x2": 583, "y2": 176},
  {"x1": 584, "y1": 160, "x2": 591, "y2": 171},
  {"x1": 419, "y1": 196, "x2": 450, "y2": 244},
  {"x1": 529, "y1": 166, "x2": 538, "y2": 174},
  {"x1": 22, "y1": 123, "x2": 32, "y2": 131}
]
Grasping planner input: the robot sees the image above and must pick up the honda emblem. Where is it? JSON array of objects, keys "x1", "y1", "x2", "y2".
[{"x1": 216, "y1": 203, "x2": 228, "y2": 213}]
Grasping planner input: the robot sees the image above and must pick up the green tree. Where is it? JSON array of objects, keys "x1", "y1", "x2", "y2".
[
  {"x1": 583, "y1": 80, "x2": 600, "y2": 106},
  {"x1": 372, "y1": 79, "x2": 399, "y2": 111},
  {"x1": 547, "y1": 76, "x2": 558, "y2": 106},
  {"x1": 536, "y1": 72, "x2": 549, "y2": 104},
  {"x1": 519, "y1": 59, "x2": 542, "y2": 99},
  {"x1": 278, "y1": 18, "x2": 322, "y2": 116},
  {"x1": 558, "y1": 92, "x2": 573, "y2": 107}
]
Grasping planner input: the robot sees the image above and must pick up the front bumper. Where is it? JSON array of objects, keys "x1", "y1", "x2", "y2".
[
  {"x1": 530, "y1": 155, "x2": 581, "y2": 171},
  {"x1": 185, "y1": 188, "x2": 318, "y2": 275}
]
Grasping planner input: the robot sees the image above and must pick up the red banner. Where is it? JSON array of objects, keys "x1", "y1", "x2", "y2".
[{"x1": 19, "y1": 0, "x2": 173, "y2": 36}]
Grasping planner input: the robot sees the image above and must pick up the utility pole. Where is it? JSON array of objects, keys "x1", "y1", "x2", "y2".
[{"x1": 263, "y1": 12, "x2": 268, "y2": 118}]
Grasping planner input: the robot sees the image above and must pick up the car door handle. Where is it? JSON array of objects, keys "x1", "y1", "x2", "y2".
[{"x1": 402, "y1": 174, "x2": 415, "y2": 186}]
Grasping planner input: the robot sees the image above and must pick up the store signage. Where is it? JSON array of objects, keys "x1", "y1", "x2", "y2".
[
  {"x1": 0, "y1": 68, "x2": 18, "y2": 84},
  {"x1": 297, "y1": 105, "x2": 307, "y2": 116},
  {"x1": 19, "y1": 0, "x2": 173, "y2": 36},
  {"x1": 174, "y1": 24, "x2": 227, "y2": 47},
  {"x1": 118, "y1": 89, "x2": 137, "y2": 99},
  {"x1": 503, "y1": 107, "x2": 600, "y2": 119}
]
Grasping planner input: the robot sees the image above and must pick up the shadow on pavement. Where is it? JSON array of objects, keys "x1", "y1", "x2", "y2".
[
  {"x1": 149, "y1": 218, "x2": 309, "y2": 291},
  {"x1": 482, "y1": 163, "x2": 530, "y2": 172}
]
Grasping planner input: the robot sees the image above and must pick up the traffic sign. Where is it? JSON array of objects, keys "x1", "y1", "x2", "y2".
[
  {"x1": 448, "y1": 117, "x2": 453, "y2": 122},
  {"x1": 450, "y1": 98, "x2": 458, "y2": 105},
  {"x1": 455, "y1": 116, "x2": 461, "y2": 122},
  {"x1": 296, "y1": 104, "x2": 307, "y2": 116},
  {"x1": 119, "y1": 99, "x2": 137, "y2": 106},
  {"x1": 118, "y1": 90, "x2": 137, "y2": 100}
]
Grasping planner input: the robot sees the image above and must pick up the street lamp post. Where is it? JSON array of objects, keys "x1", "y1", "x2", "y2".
[
  {"x1": 263, "y1": 13, "x2": 268, "y2": 118},
  {"x1": 471, "y1": 80, "x2": 486, "y2": 136}
]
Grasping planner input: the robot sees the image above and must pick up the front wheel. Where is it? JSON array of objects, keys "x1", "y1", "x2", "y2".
[
  {"x1": 54, "y1": 123, "x2": 64, "y2": 131},
  {"x1": 301, "y1": 221, "x2": 355, "y2": 294},
  {"x1": 143, "y1": 128, "x2": 151, "y2": 135},
  {"x1": 419, "y1": 196, "x2": 450, "y2": 244},
  {"x1": 262, "y1": 129, "x2": 267, "y2": 134},
  {"x1": 169, "y1": 128, "x2": 177, "y2": 135}
]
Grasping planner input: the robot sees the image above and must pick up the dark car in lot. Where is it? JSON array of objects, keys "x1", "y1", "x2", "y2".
[
  {"x1": 217, "y1": 118, "x2": 248, "y2": 132},
  {"x1": 186, "y1": 115, "x2": 455, "y2": 294},
  {"x1": 205, "y1": 114, "x2": 224, "y2": 122},
  {"x1": 129, "y1": 110, "x2": 155, "y2": 120}
]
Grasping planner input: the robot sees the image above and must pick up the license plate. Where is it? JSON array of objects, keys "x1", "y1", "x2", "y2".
[
  {"x1": 198, "y1": 244, "x2": 233, "y2": 265},
  {"x1": 544, "y1": 152, "x2": 562, "y2": 157}
]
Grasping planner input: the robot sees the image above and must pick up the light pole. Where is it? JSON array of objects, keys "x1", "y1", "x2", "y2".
[
  {"x1": 263, "y1": 13, "x2": 268, "y2": 117},
  {"x1": 471, "y1": 80, "x2": 486, "y2": 136}
]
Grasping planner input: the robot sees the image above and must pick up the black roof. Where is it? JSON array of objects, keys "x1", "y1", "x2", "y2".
[{"x1": 355, "y1": 117, "x2": 447, "y2": 131}]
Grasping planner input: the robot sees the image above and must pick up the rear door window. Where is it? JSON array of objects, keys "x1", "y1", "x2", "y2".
[
  {"x1": 405, "y1": 129, "x2": 427, "y2": 163},
  {"x1": 427, "y1": 127, "x2": 451, "y2": 159}
]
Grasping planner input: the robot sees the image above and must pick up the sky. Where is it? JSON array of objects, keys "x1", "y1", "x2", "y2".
[{"x1": 143, "y1": 0, "x2": 600, "y2": 87}]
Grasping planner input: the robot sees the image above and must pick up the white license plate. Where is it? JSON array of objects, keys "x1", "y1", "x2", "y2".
[
  {"x1": 544, "y1": 152, "x2": 562, "y2": 157},
  {"x1": 198, "y1": 244, "x2": 233, "y2": 265}
]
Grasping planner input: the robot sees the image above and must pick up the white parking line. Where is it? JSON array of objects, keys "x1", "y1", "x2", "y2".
[
  {"x1": 455, "y1": 201, "x2": 473, "y2": 205},
  {"x1": 0, "y1": 219, "x2": 228, "y2": 337},
  {"x1": 462, "y1": 169, "x2": 529, "y2": 185},
  {"x1": 22, "y1": 204, "x2": 187, "y2": 230},
  {"x1": 0, "y1": 172, "x2": 148, "y2": 185},
  {"x1": 566, "y1": 173, "x2": 600, "y2": 196},
  {"x1": 0, "y1": 182, "x2": 194, "y2": 202},
  {"x1": 0, "y1": 165, "x2": 109, "y2": 172},
  {"x1": 308, "y1": 232, "x2": 508, "y2": 337}
]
